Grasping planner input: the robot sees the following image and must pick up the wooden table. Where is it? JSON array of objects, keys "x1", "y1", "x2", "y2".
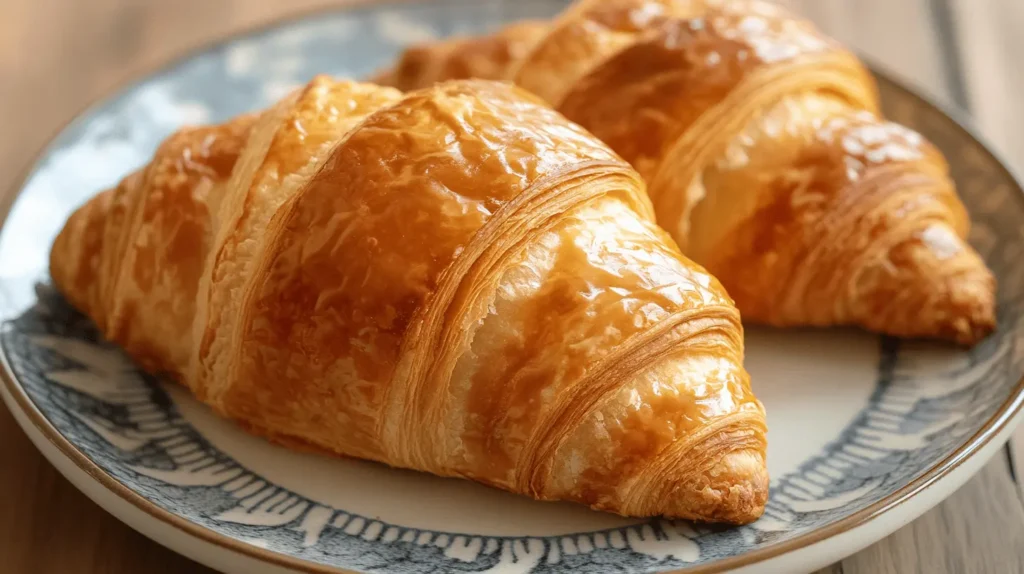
[{"x1": 2, "y1": 0, "x2": 1023, "y2": 572}]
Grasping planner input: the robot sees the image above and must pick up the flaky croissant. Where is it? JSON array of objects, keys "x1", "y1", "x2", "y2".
[
  {"x1": 376, "y1": 0, "x2": 997, "y2": 346},
  {"x1": 49, "y1": 77, "x2": 768, "y2": 524}
]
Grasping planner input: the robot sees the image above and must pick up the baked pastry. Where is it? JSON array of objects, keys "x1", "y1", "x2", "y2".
[
  {"x1": 376, "y1": 0, "x2": 997, "y2": 346},
  {"x1": 49, "y1": 77, "x2": 768, "y2": 524}
]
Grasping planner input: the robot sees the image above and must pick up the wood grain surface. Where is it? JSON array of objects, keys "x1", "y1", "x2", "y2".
[{"x1": 2, "y1": 0, "x2": 1024, "y2": 573}]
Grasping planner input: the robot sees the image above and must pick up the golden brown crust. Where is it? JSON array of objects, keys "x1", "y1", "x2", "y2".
[
  {"x1": 51, "y1": 116, "x2": 256, "y2": 373},
  {"x1": 372, "y1": 20, "x2": 547, "y2": 89},
  {"x1": 376, "y1": 0, "x2": 997, "y2": 346},
  {"x1": 50, "y1": 76, "x2": 768, "y2": 524}
]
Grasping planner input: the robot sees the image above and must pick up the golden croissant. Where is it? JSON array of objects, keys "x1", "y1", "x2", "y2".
[
  {"x1": 49, "y1": 77, "x2": 768, "y2": 524},
  {"x1": 376, "y1": 0, "x2": 997, "y2": 346}
]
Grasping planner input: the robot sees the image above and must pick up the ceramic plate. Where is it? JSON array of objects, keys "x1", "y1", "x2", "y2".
[{"x1": 2, "y1": 1, "x2": 1024, "y2": 573}]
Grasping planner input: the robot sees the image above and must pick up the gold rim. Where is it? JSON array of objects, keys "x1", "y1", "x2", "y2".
[{"x1": 2, "y1": 2, "x2": 1024, "y2": 573}]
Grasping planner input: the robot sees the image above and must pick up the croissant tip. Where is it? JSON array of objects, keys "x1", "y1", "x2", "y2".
[
  {"x1": 947, "y1": 301, "x2": 997, "y2": 348},
  {"x1": 887, "y1": 294, "x2": 996, "y2": 349},
  {"x1": 662, "y1": 449, "x2": 769, "y2": 525},
  {"x1": 930, "y1": 270, "x2": 998, "y2": 348},
  {"x1": 848, "y1": 238, "x2": 998, "y2": 348}
]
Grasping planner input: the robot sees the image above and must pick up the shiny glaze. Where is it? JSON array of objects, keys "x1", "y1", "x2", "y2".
[
  {"x1": 49, "y1": 77, "x2": 770, "y2": 523},
  {"x1": 378, "y1": 0, "x2": 996, "y2": 345},
  {"x1": 196, "y1": 77, "x2": 403, "y2": 403},
  {"x1": 373, "y1": 20, "x2": 547, "y2": 88},
  {"x1": 52, "y1": 116, "x2": 255, "y2": 373},
  {"x1": 552, "y1": 0, "x2": 874, "y2": 220},
  {"x1": 700, "y1": 93, "x2": 992, "y2": 341},
  {"x1": 233, "y1": 80, "x2": 625, "y2": 459},
  {"x1": 452, "y1": 195, "x2": 762, "y2": 515},
  {"x1": 514, "y1": 0, "x2": 702, "y2": 106},
  {"x1": 50, "y1": 180, "x2": 118, "y2": 333}
]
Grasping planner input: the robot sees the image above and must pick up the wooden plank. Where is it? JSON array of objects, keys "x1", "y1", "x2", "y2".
[
  {"x1": 778, "y1": 0, "x2": 951, "y2": 103},
  {"x1": 947, "y1": 0, "x2": 1024, "y2": 502},
  {"x1": 0, "y1": 401, "x2": 210, "y2": 572},
  {"x1": 0, "y1": 0, "x2": 340, "y2": 202},
  {"x1": 797, "y1": 0, "x2": 1024, "y2": 571},
  {"x1": 948, "y1": 0, "x2": 1024, "y2": 171},
  {"x1": 784, "y1": 1, "x2": 1024, "y2": 572},
  {"x1": 816, "y1": 455, "x2": 1024, "y2": 574}
]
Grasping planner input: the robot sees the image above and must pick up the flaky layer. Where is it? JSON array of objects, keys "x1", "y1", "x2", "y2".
[
  {"x1": 50, "y1": 77, "x2": 768, "y2": 523},
  {"x1": 376, "y1": 0, "x2": 997, "y2": 345},
  {"x1": 194, "y1": 79, "x2": 404, "y2": 405},
  {"x1": 693, "y1": 92, "x2": 993, "y2": 343},
  {"x1": 51, "y1": 116, "x2": 256, "y2": 374},
  {"x1": 443, "y1": 194, "x2": 765, "y2": 521}
]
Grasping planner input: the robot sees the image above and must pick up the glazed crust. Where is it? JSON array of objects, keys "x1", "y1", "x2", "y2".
[
  {"x1": 50, "y1": 77, "x2": 768, "y2": 524},
  {"x1": 371, "y1": 19, "x2": 547, "y2": 87},
  {"x1": 376, "y1": 0, "x2": 997, "y2": 346}
]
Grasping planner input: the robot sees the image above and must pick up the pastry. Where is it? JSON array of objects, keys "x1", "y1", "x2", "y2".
[
  {"x1": 50, "y1": 77, "x2": 768, "y2": 523},
  {"x1": 376, "y1": 0, "x2": 997, "y2": 345}
]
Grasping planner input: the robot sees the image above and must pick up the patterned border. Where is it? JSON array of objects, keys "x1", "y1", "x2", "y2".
[
  {"x1": 0, "y1": 1, "x2": 1022, "y2": 573},
  {"x1": 2, "y1": 281, "x2": 1018, "y2": 573}
]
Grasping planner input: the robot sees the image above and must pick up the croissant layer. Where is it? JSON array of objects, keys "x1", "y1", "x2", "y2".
[
  {"x1": 377, "y1": 0, "x2": 997, "y2": 345},
  {"x1": 50, "y1": 77, "x2": 768, "y2": 524}
]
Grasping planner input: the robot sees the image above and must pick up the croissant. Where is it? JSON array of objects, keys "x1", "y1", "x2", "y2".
[
  {"x1": 376, "y1": 0, "x2": 997, "y2": 346},
  {"x1": 49, "y1": 76, "x2": 768, "y2": 524}
]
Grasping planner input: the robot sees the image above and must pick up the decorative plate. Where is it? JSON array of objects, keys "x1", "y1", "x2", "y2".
[{"x1": 2, "y1": 1, "x2": 1023, "y2": 573}]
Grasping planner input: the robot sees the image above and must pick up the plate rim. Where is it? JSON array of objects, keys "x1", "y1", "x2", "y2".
[{"x1": 2, "y1": 1, "x2": 1024, "y2": 573}]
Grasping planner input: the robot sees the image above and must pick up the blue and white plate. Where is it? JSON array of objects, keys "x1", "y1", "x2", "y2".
[{"x1": 2, "y1": 1, "x2": 1023, "y2": 573}]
